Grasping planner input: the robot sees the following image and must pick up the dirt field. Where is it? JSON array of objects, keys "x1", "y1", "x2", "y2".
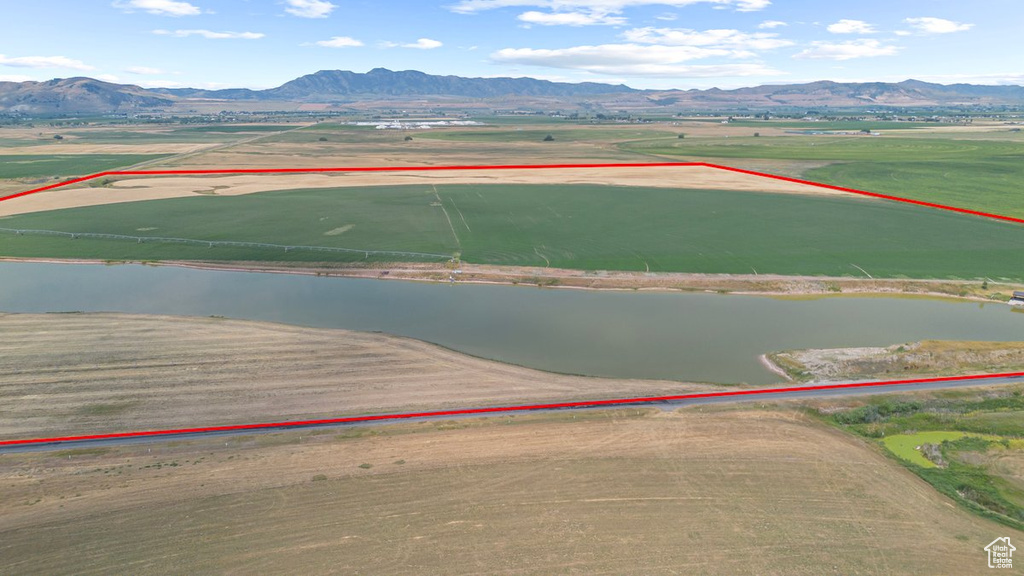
[
  {"x1": 0, "y1": 313, "x2": 711, "y2": 441},
  {"x1": 0, "y1": 407, "x2": 1013, "y2": 574},
  {"x1": 770, "y1": 340, "x2": 1024, "y2": 381},
  {"x1": 0, "y1": 164, "x2": 834, "y2": 217}
]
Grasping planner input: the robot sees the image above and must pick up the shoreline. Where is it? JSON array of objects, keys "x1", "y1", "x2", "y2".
[
  {"x1": 0, "y1": 256, "x2": 1019, "y2": 304},
  {"x1": 759, "y1": 354, "x2": 792, "y2": 382}
]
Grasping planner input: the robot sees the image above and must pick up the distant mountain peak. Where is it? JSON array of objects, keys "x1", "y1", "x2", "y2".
[{"x1": 2, "y1": 69, "x2": 1024, "y2": 115}]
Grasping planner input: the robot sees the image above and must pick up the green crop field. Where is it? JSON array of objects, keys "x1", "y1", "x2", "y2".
[
  {"x1": 0, "y1": 154, "x2": 170, "y2": 179},
  {"x1": 1, "y1": 183, "x2": 1022, "y2": 279},
  {"x1": 623, "y1": 135, "x2": 1024, "y2": 218},
  {"x1": 623, "y1": 135, "x2": 1024, "y2": 162}
]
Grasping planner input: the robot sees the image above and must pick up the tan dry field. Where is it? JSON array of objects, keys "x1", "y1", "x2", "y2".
[
  {"x1": 0, "y1": 312, "x2": 712, "y2": 441},
  {"x1": 0, "y1": 407, "x2": 1015, "y2": 574},
  {"x1": 0, "y1": 143, "x2": 221, "y2": 155},
  {"x1": 0, "y1": 164, "x2": 838, "y2": 217}
]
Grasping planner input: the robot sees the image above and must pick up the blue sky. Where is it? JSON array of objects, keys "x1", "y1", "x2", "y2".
[{"x1": 3, "y1": 0, "x2": 1021, "y2": 90}]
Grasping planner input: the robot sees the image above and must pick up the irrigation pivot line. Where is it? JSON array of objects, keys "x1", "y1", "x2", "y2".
[{"x1": 0, "y1": 228, "x2": 451, "y2": 260}]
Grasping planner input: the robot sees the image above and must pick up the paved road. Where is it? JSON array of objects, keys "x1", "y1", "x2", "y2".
[{"x1": 2, "y1": 374, "x2": 1022, "y2": 454}]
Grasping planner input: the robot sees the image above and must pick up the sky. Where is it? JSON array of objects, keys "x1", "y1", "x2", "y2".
[{"x1": 2, "y1": 0, "x2": 1022, "y2": 90}]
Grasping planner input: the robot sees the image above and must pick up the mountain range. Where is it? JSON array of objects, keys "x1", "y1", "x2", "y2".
[{"x1": 3, "y1": 68, "x2": 1024, "y2": 115}]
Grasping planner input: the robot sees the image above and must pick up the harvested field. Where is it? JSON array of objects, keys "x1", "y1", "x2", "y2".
[
  {"x1": 0, "y1": 164, "x2": 829, "y2": 217},
  {"x1": 0, "y1": 408, "x2": 1013, "y2": 574},
  {"x1": 0, "y1": 313, "x2": 707, "y2": 441}
]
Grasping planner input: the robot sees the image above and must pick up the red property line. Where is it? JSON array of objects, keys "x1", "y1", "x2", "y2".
[
  {"x1": 3, "y1": 372, "x2": 1023, "y2": 447},
  {"x1": 2, "y1": 162, "x2": 1024, "y2": 225}
]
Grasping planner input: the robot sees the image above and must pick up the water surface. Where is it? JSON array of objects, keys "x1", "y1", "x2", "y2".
[{"x1": 1, "y1": 262, "x2": 1020, "y2": 385}]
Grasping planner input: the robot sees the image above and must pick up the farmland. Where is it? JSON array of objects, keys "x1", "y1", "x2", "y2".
[
  {"x1": 2, "y1": 182, "x2": 1023, "y2": 280},
  {"x1": 623, "y1": 134, "x2": 1024, "y2": 219},
  {"x1": 0, "y1": 405, "x2": 1012, "y2": 574},
  {"x1": 0, "y1": 154, "x2": 168, "y2": 179},
  {"x1": 0, "y1": 313, "x2": 706, "y2": 441}
]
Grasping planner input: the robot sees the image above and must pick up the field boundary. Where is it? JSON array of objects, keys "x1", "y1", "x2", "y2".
[
  {"x1": 2, "y1": 162, "x2": 1024, "y2": 225},
  {"x1": 2, "y1": 372, "x2": 1023, "y2": 447},
  {"x1": 4, "y1": 162, "x2": 1024, "y2": 448}
]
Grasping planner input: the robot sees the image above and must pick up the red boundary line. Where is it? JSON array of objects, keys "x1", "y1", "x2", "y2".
[
  {"x1": 3, "y1": 372, "x2": 1023, "y2": 447},
  {"x1": 2, "y1": 161, "x2": 1024, "y2": 225},
  {"x1": 2, "y1": 163, "x2": 1024, "y2": 447}
]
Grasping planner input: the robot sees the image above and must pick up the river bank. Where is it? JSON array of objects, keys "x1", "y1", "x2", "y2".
[{"x1": 3, "y1": 257, "x2": 1019, "y2": 304}]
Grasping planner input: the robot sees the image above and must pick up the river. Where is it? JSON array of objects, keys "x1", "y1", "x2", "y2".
[{"x1": 1, "y1": 261, "x2": 1020, "y2": 385}]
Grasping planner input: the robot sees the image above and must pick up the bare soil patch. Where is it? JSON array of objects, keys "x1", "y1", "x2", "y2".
[{"x1": 0, "y1": 409, "x2": 1010, "y2": 574}]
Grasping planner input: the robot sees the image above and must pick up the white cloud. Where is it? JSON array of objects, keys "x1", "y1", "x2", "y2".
[
  {"x1": 0, "y1": 54, "x2": 94, "y2": 70},
  {"x1": 826, "y1": 19, "x2": 876, "y2": 34},
  {"x1": 314, "y1": 36, "x2": 364, "y2": 48},
  {"x1": 655, "y1": 13, "x2": 677, "y2": 21},
  {"x1": 283, "y1": 0, "x2": 337, "y2": 18},
  {"x1": 491, "y1": 43, "x2": 782, "y2": 76},
  {"x1": 904, "y1": 17, "x2": 973, "y2": 34},
  {"x1": 518, "y1": 10, "x2": 626, "y2": 25},
  {"x1": 95, "y1": 74, "x2": 122, "y2": 82},
  {"x1": 382, "y1": 38, "x2": 444, "y2": 49},
  {"x1": 126, "y1": 66, "x2": 166, "y2": 75},
  {"x1": 757, "y1": 20, "x2": 786, "y2": 29},
  {"x1": 451, "y1": 1, "x2": 771, "y2": 16},
  {"x1": 152, "y1": 29, "x2": 265, "y2": 39},
  {"x1": 113, "y1": 0, "x2": 201, "y2": 16},
  {"x1": 623, "y1": 27, "x2": 793, "y2": 50},
  {"x1": 0, "y1": 74, "x2": 36, "y2": 82},
  {"x1": 910, "y1": 72, "x2": 1024, "y2": 85},
  {"x1": 794, "y1": 39, "x2": 899, "y2": 60}
]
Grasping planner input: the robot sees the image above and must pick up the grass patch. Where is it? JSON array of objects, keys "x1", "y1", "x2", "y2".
[
  {"x1": 51, "y1": 447, "x2": 111, "y2": 458},
  {"x1": 823, "y1": 390, "x2": 1024, "y2": 529},
  {"x1": 881, "y1": 431, "x2": 975, "y2": 467},
  {"x1": 76, "y1": 402, "x2": 137, "y2": 416}
]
